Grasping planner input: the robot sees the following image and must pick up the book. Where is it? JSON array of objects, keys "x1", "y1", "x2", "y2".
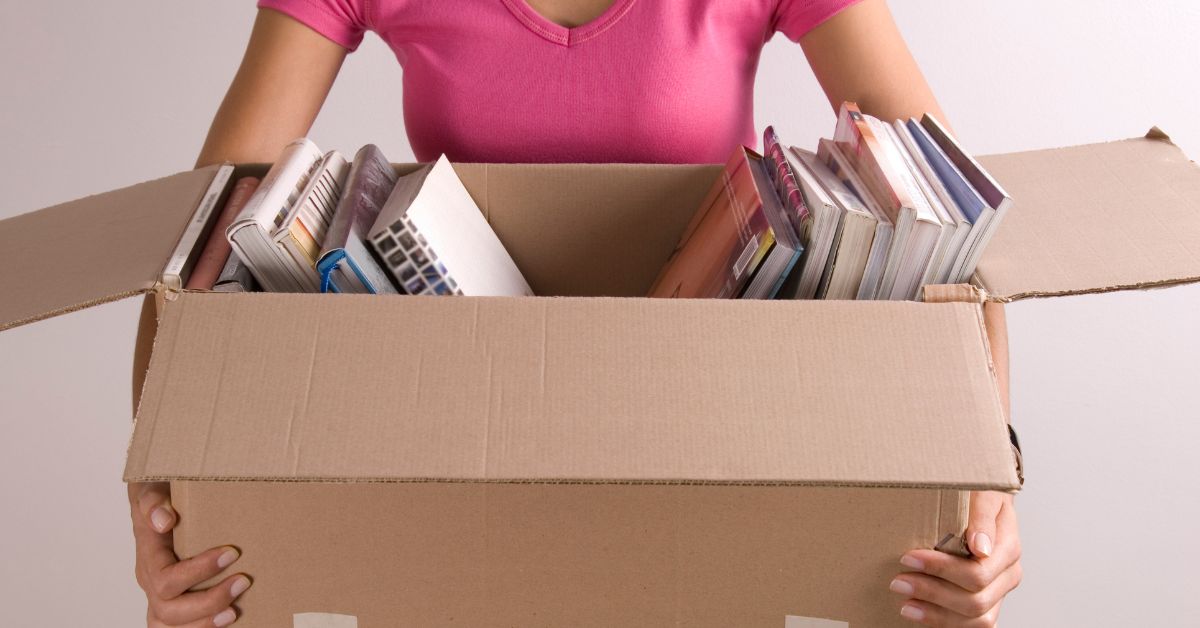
[
  {"x1": 906, "y1": 122, "x2": 988, "y2": 284},
  {"x1": 162, "y1": 164, "x2": 234, "y2": 292},
  {"x1": 317, "y1": 145, "x2": 400, "y2": 294},
  {"x1": 212, "y1": 253, "x2": 258, "y2": 293},
  {"x1": 369, "y1": 155, "x2": 533, "y2": 297},
  {"x1": 741, "y1": 149, "x2": 804, "y2": 299},
  {"x1": 273, "y1": 150, "x2": 350, "y2": 291},
  {"x1": 648, "y1": 146, "x2": 775, "y2": 299},
  {"x1": 834, "y1": 103, "x2": 941, "y2": 300},
  {"x1": 766, "y1": 126, "x2": 848, "y2": 301},
  {"x1": 893, "y1": 120, "x2": 973, "y2": 285},
  {"x1": 919, "y1": 114, "x2": 1013, "y2": 283},
  {"x1": 863, "y1": 114, "x2": 944, "y2": 300},
  {"x1": 818, "y1": 138, "x2": 895, "y2": 300},
  {"x1": 789, "y1": 147, "x2": 878, "y2": 301},
  {"x1": 226, "y1": 139, "x2": 328, "y2": 293},
  {"x1": 882, "y1": 122, "x2": 958, "y2": 298},
  {"x1": 185, "y1": 176, "x2": 260, "y2": 290}
]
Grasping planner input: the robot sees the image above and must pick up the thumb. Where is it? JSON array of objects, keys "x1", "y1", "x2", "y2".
[
  {"x1": 133, "y1": 481, "x2": 176, "y2": 534},
  {"x1": 966, "y1": 491, "x2": 1003, "y2": 558}
]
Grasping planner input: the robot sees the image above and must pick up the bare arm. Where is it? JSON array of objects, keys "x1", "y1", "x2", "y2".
[
  {"x1": 195, "y1": 8, "x2": 348, "y2": 167},
  {"x1": 798, "y1": 0, "x2": 947, "y2": 125},
  {"x1": 801, "y1": 3, "x2": 1019, "y2": 626}
]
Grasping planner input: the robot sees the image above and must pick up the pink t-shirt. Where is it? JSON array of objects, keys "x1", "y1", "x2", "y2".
[{"x1": 257, "y1": 0, "x2": 860, "y2": 163}]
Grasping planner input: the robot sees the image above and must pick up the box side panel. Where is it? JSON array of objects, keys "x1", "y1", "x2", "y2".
[
  {"x1": 977, "y1": 133, "x2": 1200, "y2": 301},
  {"x1": 0, "y1": 166, "x2": 223, "y2": 331},
  {"x1": 454, "y1": 163, "x2": 720, "y2": 297},
  {"x1": 126, "y1": 293, "x2": 1018, "y2": 490},
  {"x1": 175, "y1": 482, "x2": 944, "y2": 628}
]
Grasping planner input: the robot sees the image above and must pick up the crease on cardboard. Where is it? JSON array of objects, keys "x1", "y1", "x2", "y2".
[
  {"x1": 287, "y1": 317, "x2": 322, "y2": 475},
  {"x1": 964, "y1": 302, "x2": 1021, "y2": 491},
  {"x1": 293, "y1": 612, "x2": 357, "y2": 628},
  {"x1": 198, "y1": 328, "x2": 233, "y2": 474},
  {"x1": 482, "y1": 351, "x2": 497, "y2": 477},
  {"x1": 919, "y1": 290, "x2": 1021, "y2": 490},
  {"x1": 125, "y1": 294, "x2": 189, "y2": 480},
  {"x1": 784, "y1": 615, "x2": 849, "y2": 628}
]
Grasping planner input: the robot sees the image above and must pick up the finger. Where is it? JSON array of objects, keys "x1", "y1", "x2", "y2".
[
  {"x1": 898, "y1": 599, "x2": 999, "y2": 627},
  {"x1": 901, "y1": 519, "x2": 1019, "y2": 595},
  {"x1": 904, "y1": 547, "x2": 1012, "y2": 594},
  {"x1": 149, "y1": 573, "x2": 251, "y2": 626},
  {"x1": 156, "y1": 545, "x2": 242, "y2": 600},
  {"x1": 132, "y1": 481, "x2": 177, "y2": 534},
  {"x1": 149, "y1": 607, "x2": 239, "y2": 628},
  {"x1": 891, "y1": 565, "x2": 1020, "y2": 618},
  {"x1": 965, "y1": 492, "x2": 1006, "y2": 558}
]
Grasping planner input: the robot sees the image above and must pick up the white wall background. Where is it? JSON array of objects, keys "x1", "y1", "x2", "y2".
[{"x1": 2, "y1": 1, "x2": 1199, "y2": 625}]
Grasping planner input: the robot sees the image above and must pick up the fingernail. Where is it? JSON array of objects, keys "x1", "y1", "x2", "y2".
[
  {"x1": 213, "y1": 608, "x2": 237, "y2": 627},
  {"x1": 889, "y1": 578, "x2": 915, "y2": 596},
  {"x1": 150, "y1": 507, "x2": 173, "y2": 533},
  {"x1": 217, "y1": 548, "x2": 240, "y2": 569},
  {"x1": 973, "y1": 532, "x2": 993, "y2": 557},
  {"x1": 230, "y1": 576, "x2": 252, "y2": 597},
  {"x1": 900, "y1": 603, "x2": 925, "y2": 621},
  {"x1": 900, "y1": 554, "x2": 924, "y2": 571}
]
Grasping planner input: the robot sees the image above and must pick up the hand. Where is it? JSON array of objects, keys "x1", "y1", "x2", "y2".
[
  {"x1": 129, "y1": 481, "x2": 251, "y2": 627},
  {"x1": 890, "y1": 491, "x2": 1022, "y2": 626}
]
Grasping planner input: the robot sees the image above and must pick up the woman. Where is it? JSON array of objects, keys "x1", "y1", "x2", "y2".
[{"x1": 128, "y1": 1, "x2": 1021, "y2": 626}]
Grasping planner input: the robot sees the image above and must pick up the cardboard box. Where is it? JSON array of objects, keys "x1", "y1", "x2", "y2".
[{"x1": 2, "y1": 129, "x2": 1197, "y2": 627}]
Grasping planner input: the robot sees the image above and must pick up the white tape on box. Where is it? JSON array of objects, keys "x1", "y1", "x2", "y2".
[
  {"x1": 785, "y1": 615, "x2": 850, "y2": 628},
  {"x1": 293, "y1": 612, "x2": 358, "y2": 628}
]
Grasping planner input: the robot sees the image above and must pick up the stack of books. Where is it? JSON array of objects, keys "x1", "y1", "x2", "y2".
[
  {"x1": 650, "y1": 102, "x2": 1012, "y2": 301},
  {"x1": 201, "y1": 139, "x2": 533, "y2": 297}
]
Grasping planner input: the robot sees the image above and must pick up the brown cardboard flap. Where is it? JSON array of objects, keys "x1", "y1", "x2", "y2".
[
  {"x1": 0, "y1": 166, "x2": 223, "y2": 330},
  {"x1": 125, "y1": 292, "x2": 1018, "y2": 490},
  {"x1": 976, "y1": 131, "x2": 1200, "y2": 301}
]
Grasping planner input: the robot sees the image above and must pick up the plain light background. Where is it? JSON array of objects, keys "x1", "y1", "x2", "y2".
[{"x1": 2, "y1": 1, "x2": 1199, "y2": 625}]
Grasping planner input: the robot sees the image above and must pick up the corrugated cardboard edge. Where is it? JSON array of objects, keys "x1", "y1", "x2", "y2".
[
  {"x1": 977, "y1": 126, "x2": 1200, "y2": 302},
  {"x1": 0, "y1": 288, "x2": 151, "y2": 333},
  {"x1": 145, "y1": 476, "x2": 1015, "y2": 491},
  {"x1": 923, "y1": 284, "x2": 987, "y2": 305},
  {"x1": 921, "y1": 284, "x2": 1022, "y2": 492},
  {"x1": 126, "y1": 287, "x2": 174, "y2": 479},
  {"x1": 934, "y1": 489, "x2": 971, "y2": 558},
  {"x1": 973, "y1": 274, "x2": 1200, "y2": 304}
]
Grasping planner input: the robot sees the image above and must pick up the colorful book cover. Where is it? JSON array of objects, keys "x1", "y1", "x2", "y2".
[
  {"x1": 833, "y1": 102, "x2": 911, "y2": 224},
  {"x1": 648, "y1": 146, "x2": 772, "y2": 299}
]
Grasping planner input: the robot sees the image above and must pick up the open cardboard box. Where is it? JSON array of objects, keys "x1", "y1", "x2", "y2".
[{"x1": 2, "y1": 130, "x2": 1198, "y2": 627}]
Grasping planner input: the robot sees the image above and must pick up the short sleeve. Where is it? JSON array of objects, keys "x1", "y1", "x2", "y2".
[
  {"x1": 258, "y1": 0, "x2": 372, "y2": 51},
  {"x1": 772, "y1": 0, "x2": 862, "y2": 42}
]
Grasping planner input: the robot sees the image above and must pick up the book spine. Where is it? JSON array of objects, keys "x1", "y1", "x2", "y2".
[{"x1": 160, "y1": 164, "x2": 234, "y2": 292}]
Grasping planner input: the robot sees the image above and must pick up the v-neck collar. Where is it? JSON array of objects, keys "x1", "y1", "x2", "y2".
[{"x1": 501, "y1": 0, "x2": 638, "y2": 47}]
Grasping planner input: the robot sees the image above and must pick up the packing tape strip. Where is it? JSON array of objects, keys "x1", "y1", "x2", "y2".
[
  {"x1": 293, "y1": 613, "x2": 358, "y2": 628},
  {"x1": 785, "y1": 615, "x2": 850, "y2": 628}
]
